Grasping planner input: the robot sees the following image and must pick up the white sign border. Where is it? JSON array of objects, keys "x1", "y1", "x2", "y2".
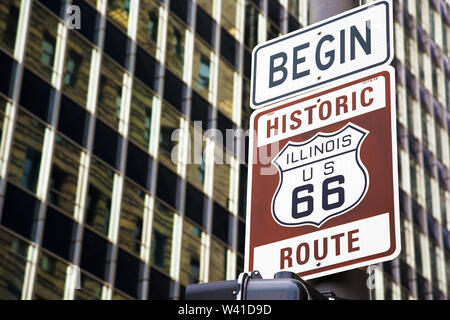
[
  {"x1": 244, "y1": 65, "x2": 400, "y2": 280},
  {"x1": 250, "y1": 0, "x2": 394, "y2": 109}
]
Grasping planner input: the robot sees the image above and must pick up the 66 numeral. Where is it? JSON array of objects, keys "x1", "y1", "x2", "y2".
[{"x1": 291, "y1": 175, "x2": 345, "y2": 219}]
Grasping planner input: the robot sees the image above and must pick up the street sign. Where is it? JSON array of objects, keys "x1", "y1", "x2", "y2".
[
  {"x1": 245, "y1": 66, "x2": 400, "y2": 280},
  {"x1": 250, "y1": 0, "x2": 393, "y2": 108}
]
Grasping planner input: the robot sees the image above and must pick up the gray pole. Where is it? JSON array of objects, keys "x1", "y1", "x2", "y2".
[
  {"x1": 306, "y1": 0, "x2": 371, "y2": 300},
  {"x1": 309, "y1": 0, "x2": 361, "y2": 24}
]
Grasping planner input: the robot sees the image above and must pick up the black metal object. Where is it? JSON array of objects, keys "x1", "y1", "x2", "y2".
[{"x1": 185, "y1": 271, "x2": 332, "y2": 300}]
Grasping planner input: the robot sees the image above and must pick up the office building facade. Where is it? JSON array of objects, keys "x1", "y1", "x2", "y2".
[{"x1": 0, "y1": 0, "x2": 448, "y2": 300}]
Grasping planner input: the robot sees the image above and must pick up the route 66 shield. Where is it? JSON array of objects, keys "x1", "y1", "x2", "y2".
[{"x1": 271, "y1": 123, "x2": 369, "y2": 227}]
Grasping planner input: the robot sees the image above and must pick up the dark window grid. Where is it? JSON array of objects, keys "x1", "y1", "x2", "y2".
[
  {"x1": 163, "y1": 69, "x2": 188, "y2": 114},
  {"x1": 114, "y1": 247, "x2": 143, "y2": 298},
  {"x1": 58, "y1": 94, "x2": 89, "y2": 148},
  {"x1": 169, "y1": 0, "x2": 193, "y2": 26},
  {"x1": 1, "y1": 182, "x2": 41, "y2": 241},
  {"x1": 20, "y1": 67, "x2": 55, "y2": 124},
  {"x1": 71, "y1": 0, "x2": 101, "y2": 45},
  {"x1": 92, "y1": 119, "x2": 123, "y2": 171},
  {"x1": 37, "y1": 0, "x2": 65, "y2": 19},
  {"x1": 220, "y1": 27, "x2": 239, "y2": 70},
  {"x1": 148, "y1": 265, "x2": 173, "y2": 299},
  {"x1": 134, "y1": 45, "x2": 161, "y2": 93},
  {"x1": 0, "y1": 49, "x2": 17, "y2": 98},
  {"x1": 155, "y1": 181, "x2": 181, "y2": 213},
  {"x1": 103, "y1": 20, "x2": 130, "y2": 69},
  {"x1": 125, "y1": 141, "x2": 153, "y2": 190},
  {"x1": 195, "y1": 5, "x2": 216, "y2": 48}
]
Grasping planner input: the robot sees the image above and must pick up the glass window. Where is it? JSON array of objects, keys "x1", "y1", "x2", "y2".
[
  {"x1": 159, "y1": 103, "x2": 182, "y2": 172},
  {"x1": 0, "y1": 0, "x2": 21, "y2": 54},
  {"x1": 0, "y1": 230, "x2": 28, "y2": 300},
  {"x1": 166, "y1": 14, "x2": 186, "y2": 79},
  {"x1": 197, "y1": 0, "x2": 213, "y2": 16},
  {"x1": 196, "y1": 5, "x2": 215, "y2": 47},
  {"x1": 156, "y1": 163, "x2": 179, "y2": 209},
  {"x1": 71, "y1": 0, "x2": 100, "y2": 44},
  {"x1": 148, "y1": 266, "x2": 172, "y2": 299},
  {"x1": 62, "y1": 31, "x2": 94, "y2": 107},
  {"x1": 220, "y1": 27, "x2": 238, "y2": 68},
  {"x1": 221, "y1": 0, "x2": 238, "y2": 38},
  {"x1": 213, "y1": 149, "x2": 232, "y2": 209},
  {"x1": 42, "y1": 206, "x2": 77, "y2": 261},
  {"x1": 217, "y1": 59, "x2": 235, "y2": 120},
  {"x1": 80, "y1": 227, "x2": 110, "y2": 281},
  {"x1": 115, "y1": 248, "x2": 141, "y2": 298},
  {"x1": 193, "y1": 39, "x2": 212, "y2": 100},
  {"x1": 288, "y1": 0, "x2": 300, "y2": 19},
  {"x1": 104, "y1": 20, "x2": 129, "y2": 68},
  {"x1": 184, "y1": 182, "x2": 206, "y2": 228},
  {"x1": 119, "y1": 180, "x2": 145, "y2": 255},
  {"x1": 190, "y1": 90, "x2": 212, "y2": 131},
  {"x1": 164, "y1": 69, "x2": 186, "y2": 113},
  {"x1": 74, "y1": 271, "x2": 104, "y2": 300},
  {"x1": 98, "y1": 55, "x2": 124, "y2": 130},
  {"x1": 1, "y1": 183, "x2": 39, "y2": 241},
  {"x1": 85, "y1": 158, "x2": 114, "y2": 236},
  {"x1": 244, "y1": 1, "x2": 259, "y2": 50},
  {"x1": 267, "y1": 22, "x2": 282, "y2": 40},
  {"x1": 58, "y1": 94, "x2": 89, "y2": 147},
  {"x1": 33, "y1": 252, "x2": 67, "y2": 300},
  {"x1": 180, "y1": 219, "x2": 204, "y2": 286},
  {"x1": 128, "y1": 81, "x2": 154, "y2": 151},
  {"x1": 209, "y1": 238, "x2": 227, "y2": 282},
  {"x1": 212, "y1": 201, "x2": 232, "y2": 245},
  {"x1": 186, "y1": 124, "x2": 206, "y2": 191},
  {"x1": 151, "y1": 200, "x2": 175, "y2": 274},
  {"x1": 8, "y1": 109, "x2": 45, "y2": 193},
  {"x1": 20, "y1": 68, "x2": 53, "y2": 123},
  {"x1": 126, "y1": 141, "x2": 152, "y2": 189},
  {"x1": 169, "y1": 0, "x2": 191, "y2": 25},
  {"x1": 135, "y1": 45, "x2": 159, "y2": 92},
  {"x1": 107, "y1": 0, "x2": 130, "y2": 31},
  {"x1": 93, "y1": 119, "x2": 122, "y2": 170},
  {"x1": 48, "y1": 135, "x2": 82, "y2": 217},
  {"x1": 25, "y1": 2, "x2": 59, "y2": 82},
  {"x1": 137, "y1": 0, "x2": 160, "y2": 57},
  {"x1": 0, "y1": 50, "x2": 16, "y2": 99}
]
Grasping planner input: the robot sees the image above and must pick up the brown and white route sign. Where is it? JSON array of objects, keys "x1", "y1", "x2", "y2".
[{"x1": 245, "y1": 66, "x2": 400, "y2": 280}]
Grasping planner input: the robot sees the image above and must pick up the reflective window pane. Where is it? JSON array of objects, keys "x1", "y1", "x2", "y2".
[
  {"x1": 8, "y1": 109, "x2": 45, "y2": 193},
  {"x1": 128, "y1": 68, "x2": 154, "y2": 151},
  {"x1": 192, "y1": 39, "x2": 212, "y2": 100},
  {"x1": 217, "y1": 59, "x2": 235, "y2": 120},
  {"x1": 150, "y1": 200, "x2": 175, "y2": 274},
  {"x1": 85, "y1": 158, "x2": 114, "y2": 236},
  {"x1": 98, "y1": 56, "x2": 124, "y2": 130},
  {"x1": 107, "y1": 0, "x2": 130, "y2": 31},
  {"x1": 0, "y1": 230, "x2": 28, "y2": 300},
  {"x1": 0, "y1": 0, "x2": 21, "y2": 55},
  {"x1": 48, "y1": 135, "x2": 82, "y2": 217},
  {"x1": 63, "y1": 31, "x2": 94, "y2": 107},
  {"x1": 119, "y1": 180, "x2": 145, "y2": 255},
  {"x1": 179, "y1": 219, "x2": 204, "y2": 286},
  {"x1": 25, "y1": 2, "x2": 59, "y2": 82},
  {"x1": 33, "y1": 252, "x2": 67, "y2": 300},
  {"x1": 74, "y1": 271, "x2": 104, "y2": 300},
  {"x1": 137, "y1": 0, "x2": 160, "y2": 57},
  {"x1": 166, "y1": 14, "x2": 186, "y2": 79},
  {"x1": 159, "y1": 103, "x2": 181, "y2": 172},
  {"x1": 209, "y1": 238, "x2": 227, "y2": 282}
]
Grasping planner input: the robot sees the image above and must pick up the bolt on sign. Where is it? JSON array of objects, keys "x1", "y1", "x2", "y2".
[
  {"x1": 250, "y1": 0, "x2": 393, "y2": 108},
  {"x1": 244, "y1": 66, "x2": 400, "y2": 280}
]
